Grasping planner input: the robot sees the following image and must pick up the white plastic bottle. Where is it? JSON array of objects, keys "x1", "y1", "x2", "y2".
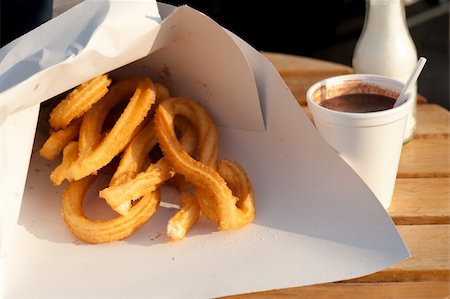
[{"x1": 353, "y1": 0, "x2": 418, "y2": 142}]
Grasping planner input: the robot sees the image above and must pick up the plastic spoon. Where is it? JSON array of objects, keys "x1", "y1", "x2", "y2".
[{"x1": 393, "y1": 57, "x2": 427, "y2": 108}]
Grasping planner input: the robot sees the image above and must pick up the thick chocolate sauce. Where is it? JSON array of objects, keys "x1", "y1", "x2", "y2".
[{"x1": 319, "y1": 93, "x2": 396, "y2": 113}]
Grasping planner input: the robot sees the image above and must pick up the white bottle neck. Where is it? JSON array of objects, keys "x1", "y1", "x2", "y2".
[{"x1": 366, "y1": 0, "x2": 407, "y2": 29}]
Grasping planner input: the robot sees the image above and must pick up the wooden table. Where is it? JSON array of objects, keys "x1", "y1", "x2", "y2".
[{"x1": 226, "y1": 52, "x2": 450, "y2": 298}]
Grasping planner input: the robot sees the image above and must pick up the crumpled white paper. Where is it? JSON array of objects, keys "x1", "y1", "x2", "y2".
[
  {"x1": 0, "y1": 0, "x2": 161, "y2": 122},
  {"x1": 0, "y1": 1, "x2": 161, "y2": 297}
]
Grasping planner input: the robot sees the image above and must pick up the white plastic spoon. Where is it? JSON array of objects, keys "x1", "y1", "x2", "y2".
[{"x1": 393, "y1": 57, "x2": 427, "y2": 108}]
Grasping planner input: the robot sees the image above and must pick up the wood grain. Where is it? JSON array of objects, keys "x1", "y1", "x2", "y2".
[
  {"x1": 415, "y1": 104, "x2": 450, "y2": 139},
  {"x1": 389, "y1": 178, "x2": 450, "y2": 225},
  {"x1": 262, "y1": 52, "x2": 353, "y2": 106},
  {"x1": 351, "y1": 225, "x2": 449, "y2": 282},
  {"x1": 262, "y1": 51, "x2": 353, "y2": 74},
  {"x1": 221, "y1": 282, "x2": 450, "y2": 299},
  {"x1": 398, "y1": 139, "x2": 450, "y2": 178}
]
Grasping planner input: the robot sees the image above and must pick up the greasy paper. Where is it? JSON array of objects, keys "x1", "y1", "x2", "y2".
[{"x1": 2, "y1": 1, "x2": 409, "y2": 298}]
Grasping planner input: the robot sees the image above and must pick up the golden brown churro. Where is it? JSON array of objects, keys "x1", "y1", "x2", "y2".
[{"x1": 40, "y1": 75, "x2": 255, "y2": 243}]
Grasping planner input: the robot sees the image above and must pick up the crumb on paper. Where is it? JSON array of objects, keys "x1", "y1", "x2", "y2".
[
  {"x1": 73, "y1": 239, "x2": 83, "y2": 246},
  {"x1": 150, "y1": 232, "x2": 162, "y2": 241},
  {"x1": 158, "y1": 64, "x2": 172, "y2": 84}
]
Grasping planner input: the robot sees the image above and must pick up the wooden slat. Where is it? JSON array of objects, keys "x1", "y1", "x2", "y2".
[
  {"x1": 222, "y1": 282, "x2": 450, "y2": 299},
  {"x1": 415, "y1": 104, "x2": 450, "y2": 139},
  {"x1": 262, "y1": 51, "x2": 353, "y2": 75},
  {"x1": 262, "y1": 52, "x2": 353, "y2": 106},
  {"x1": 351, "y1": 225, "x2": 449, "y2": 282},
  {"x1": 389, "y1": 178, "x2": 450, "y2": 225},
  {"x1": 226, "y1": 226, "x2": 449, "y2": 297},
  {"x1": 228, "y1": 225, "x2": 449, "y2": 297},
  {"x1": 280, "y1": 73, "x2": 345, "y2": 106},
  {"x1": 398, "y1": 139, "x2": 450, "y2": 178}
]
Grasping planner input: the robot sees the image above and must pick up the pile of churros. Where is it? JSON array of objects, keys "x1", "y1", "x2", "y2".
[{"x1": 39, "y1": 74, "x2": 255, "y2": 243}]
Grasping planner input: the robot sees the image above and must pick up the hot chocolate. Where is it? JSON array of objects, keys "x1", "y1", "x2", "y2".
[{"x1": 319, "y1": 93, "x2": 395, "y2": 113}]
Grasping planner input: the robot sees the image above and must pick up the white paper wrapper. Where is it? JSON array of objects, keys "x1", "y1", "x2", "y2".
[
  {"x1": 0, "y1": 1, "x2": 161, "y2": 297},
  {"x1": 1, "y1": 1, "x2": 410, "y2": 298}
]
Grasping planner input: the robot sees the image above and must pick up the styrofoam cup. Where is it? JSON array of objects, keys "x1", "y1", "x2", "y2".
[{"x1": 306, "y1": 74, "x2": 413, "y2": 209}]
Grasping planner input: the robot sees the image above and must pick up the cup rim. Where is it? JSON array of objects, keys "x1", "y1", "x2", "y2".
[{"x1": 306, "y1": 74, "x2": 413, "y2": 121}]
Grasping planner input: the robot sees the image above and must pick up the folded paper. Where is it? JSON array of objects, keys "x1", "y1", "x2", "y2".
[{"x1": 2, "y1": 1, "x2": 409, "y2": 298}]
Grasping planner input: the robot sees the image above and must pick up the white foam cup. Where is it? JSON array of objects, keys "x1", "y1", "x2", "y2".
[{"x1": 306, "y1": 74, "x2": 413, "y2": 209}]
